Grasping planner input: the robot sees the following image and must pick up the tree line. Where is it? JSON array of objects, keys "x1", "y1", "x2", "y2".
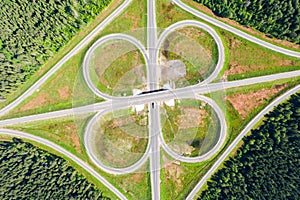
[
  {"x1": 0, "y1": 138, "x2": 109, "y2": 199},
  {"x1": 0, "y1": 0, "x2": 111, "y2": 99},
  {"x1": 194, "y1": 0, "x2": 300, "y2": 44},
  {"x1": 199, "y1": 92, "x2": 300, "y2": 199}
]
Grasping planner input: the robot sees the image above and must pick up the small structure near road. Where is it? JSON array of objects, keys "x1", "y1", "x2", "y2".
[
  {"x1": 160, "y1": 60, "x2": 186, "y2": 82},
  {"x1": 132, "y1": 89, "x2": 145, "y2": 112}
]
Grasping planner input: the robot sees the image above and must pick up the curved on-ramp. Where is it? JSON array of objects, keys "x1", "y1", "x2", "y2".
[
  {"x1": 173, "y1": 0, "x2": 300, "y2": 58},
  {"x1": 83, "y1": 33, "x2": 150, "y2": 100},
  {"x1": 0, "y1": 128, "x2": 127, "y2": 200},
  {"x1": 84, "y1": 109, "x2": 151, "y2": 174},
  {"x1": 186, "y1": 84, "x2": 300, "y2": 199},
  {"x1": 159, "y1": 95, "x2": 226, "y2": 163},
  {"x1": 0, "y1": 0, "x2": 133, "y2": 117},
  {"x1": 156, "y1": 20, "x2": 225, "y2": 86}
]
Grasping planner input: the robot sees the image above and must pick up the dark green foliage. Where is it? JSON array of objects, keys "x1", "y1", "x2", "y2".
[
  {"x1": 0, "y1": 139, "x2": 109, "y2": 199},
  {"x1": 199, "y1": 93, "x2": 300, "y2": 199},
  {"x1": 194, "y1": 0, "x2": 300, "y2": 44},
  {"x1": 0, "y1": 0, "x2": 111, "y2": 98}
]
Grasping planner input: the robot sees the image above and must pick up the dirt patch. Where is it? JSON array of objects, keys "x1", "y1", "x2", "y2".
[
  {"x1": 123, "y1": 12, "x2": 139, "y2": 30},
  {"x1": 20, "y1": 93, "x2": 50, "y2": 111},
  {"x1": 64, "y1": 123, "x2": 82, "y2": 154},
  {"x1": 160, "y1": 3, "x2": 177, "y2": 25},
  {"x1": 58, "y1": 85, "x2": 70, "y2": 99},
  {"x1": 225, "y1": 61, "x2": 295, "y2": 76},
  {"x1": 178, "y1": 27, "x2": 206, "y2": 39},
  {"x1": 228, "y1": 37, "x2": 242, "y2": 49},
  {"x1": 50, "y1": 72, "x2": 64, "y2": 85},
  {"x1": 163, "y1": 156, "x2": 184, "y2": 190},
  {"x1": 179, "y1": 108, "x2": 208, "y2": 128},
  {"x1": 225, "y1": 62, "x2": 268, "y2": 76},
  {"x1": 223, "y1": 33, "x2": 297, "y2": 77},
  {"x1": 110, "y1": 115, "x2": 135, "y2": 128},
  {"x1": 128, "y1": 173, "x2": 144, "y2": 183},
  {"x1": 226, "y1": 84, "x2": 288, "y2": 119},
  {"x1": 94, "y1": 42, "x2": 128, "y2": 76},
  {"x1": 183, "y1": 0, "x2": 300, "y2": 50}
]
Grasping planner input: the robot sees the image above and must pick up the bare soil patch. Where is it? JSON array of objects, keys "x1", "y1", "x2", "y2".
[
  {"x1": 128, "y1": 173, "x2": 144, "y2": 183},
  {"x1": 164, "y1": 161, "x2": 184, "y2": 187},
  {"x1": 58, "y1": 85, "x2": 70, "y2": 99},
  {"x1": 225, "y1": 61, "x2": 295, "y2": 76},
  {"x1": 223, "y1": 33, "x2": 299, "y2": 77},
  {"x1": 178, "y1": 27, "x2": 206, "y2": 39},
  {"x1": 179, "y1": 108, "x2": 207, "y2": 128},
  {"x1": 64, "y1": 123, "x2": 82, "y2": 154},
  {"x1": 226, "y1": 84, "x2": 288, "y2": 119},
  {"x1": 20, "y1": 93, "x2": 50, "y2": 111}
]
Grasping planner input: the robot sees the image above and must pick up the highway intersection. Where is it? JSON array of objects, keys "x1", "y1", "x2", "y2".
[{"x1": 0, "y1": 0, "x2": 299, "y2": 199}]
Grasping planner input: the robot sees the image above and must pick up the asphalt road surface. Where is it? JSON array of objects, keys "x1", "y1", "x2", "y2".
[
  {"x1": 173, "y1": 0, "x2": 300, "y2": 58},
  {"x1": 0, "y1": 0, "x2": 133, "y2": 117},
  {"x1": 147, "y1": 0, "x2": 161, "y2": 199},
  {"x1": 0, "y1": 0, "x2": 299, "y2": 199},
  {"x1": 1, "y1": 70, "x2": 299, "y2": 127},
  {"x1": 0, "y1": 128, "x2": 127, "y2": 200},
  {"x1": 186, "y1": 84, "x2": 300, "y2": 199}
]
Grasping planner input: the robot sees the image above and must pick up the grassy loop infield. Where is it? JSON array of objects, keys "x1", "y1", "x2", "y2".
[
  {"x1": 161, "y1": 98, "x2": 220, "y2": 158},
  {"x1": 87, "y1": 38, "x2": 147, "y2": 97},
  {"x1": 158, "y1": 26, "x2": 218, "y2": 87},
  {"x1": 87, "y1": 107, "x2": 149, "y2": 169}
]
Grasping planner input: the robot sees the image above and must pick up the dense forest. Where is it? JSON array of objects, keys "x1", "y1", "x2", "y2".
[
  {"x1": 194, "y1": 0, "x2": 300, "y2": 44},
  {"x1": 0, "y1": 0, "x2": 111, "y2": 99},
  {"x1": 199, "y1": 92, "x2": 300, "y2": 199},
  {"x1": 0, "y1": 138, "x2": 109, "y2": 199}
]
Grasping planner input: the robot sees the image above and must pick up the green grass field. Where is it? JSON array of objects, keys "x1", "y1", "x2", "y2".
[
  {"x1": 159, "y1": 26, "x2": 218, "y2": 86},
  {"x1": 0, "y1": 0, "x2": 125, "y2": 110},
  {"x1": 222, "y1": 31, "x2": 300, "y2": 80},
  {"x1": 213, "y1": 77, "x2": 300, "y2": 140},
  {"x1": 161, "y1": 99, "x2": 219, "y2": 157},
  {"x1": 89, "y1": 42, "x2": 147, "y2": 96},
  {"x1": 161, "y1": 77, "x2": 299, "y2": 199},
  {"x1": 1, "y1": 0, "x2": 148, "y2": 120},
  {"x1": 156, "y1": 0, "x2": 300, "y2": 83},
  {"x1": 160, "y1": 149, "x2": 218, "y2": 199},
  {"x1": 4, "y1": 111, "x2": 151, "y2": 200},
  {"x1": 90, "y1": 108, "x2": 149, "y2": 168},
  {"x1": 182, "y1": 0, "x2": 300, "y2": 52}
]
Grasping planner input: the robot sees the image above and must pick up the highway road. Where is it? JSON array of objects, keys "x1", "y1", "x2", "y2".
[
  {"x1": 0, "y1": 100, "x2": 111, "y2": 126},
  {"x1": 147, "y1": 0, "x2": 158, "y2": 91},
  {"x1": 0, "y1": 0, "x2": 299, "y2": 199},
  {"x1": 1, "y1": 70, "x2": 299, "y2": 127},
  {"x1": 149, "y1": 104, "x2": 161, "y2": 200},
  {"x1": 0, "y1": 0, "x2": 133, "y2": 117},
  {"x1": 0, "y1": 128, "x2": 127, "y2": 200},
  {"x1": 186, "y1": 84, "x2": 300, "y2": 200},
  {"x1": 0, "y1": 1, "x2": 133, "y2": 198},
  {"x1": 147, "y1": 0, "x2": 161, "y2": 199},
  {"x1": 173, "y1": 0, "x2": 300, "y2": 58}
]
